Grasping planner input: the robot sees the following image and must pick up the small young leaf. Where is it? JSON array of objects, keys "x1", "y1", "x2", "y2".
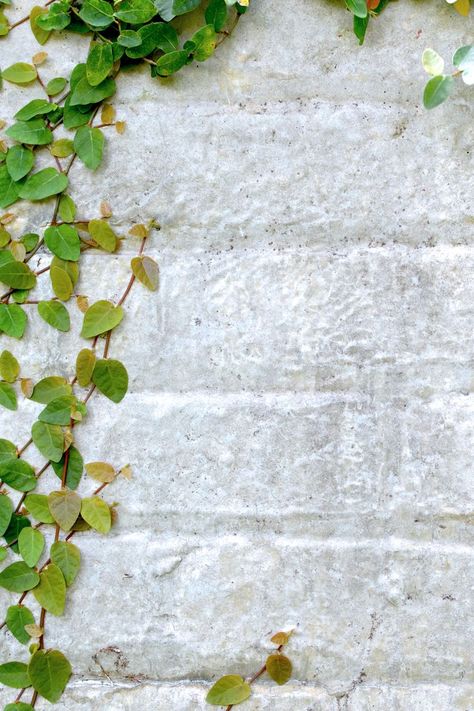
[
  {"x1": 206, "y1": 675, "x2": 251, "y2": 706},
  {"x1": 48, "y1": 489, "x2": 81, "y2": 531},
  {"x1": 37, "y1": 300, "x2": 70, "y2": 331},
  {"x1": 18, "y1": 527, "x2": 45, "y2": 567},
  {"x1": 0, "y1": 661, "x2": 31, "y2": 688},
  {"x1": 0, "y1": 562, "x2": 40, "y2": 592},
  {"x1": 81, "y1": 496, "x2": 111, "y2": 533},
  {"x1": 50, "y1": 138, "x2": 74, "y2": 158},
  {"x1": 31, "y1": 420, "x2": 64, "y2": 462},
  {"x1": 33, "y1": 563, "x2": 66, "y2": 615},
  {"x1": 24, "y1": 494, "x2": 55, "y2": 523},
  {"x1": 28, "y1": 649, "x2": 71, "y2": 703},
  {"x1": 266, "y1": 653, "x2": 292, "y2": 685},
  {"x1": 131, "y1": 255, "x2": 159, "y2": 290},
  {"x1": 81, "y1": 300, "x2": 124, "y2": 338},
  {"x1": 92, "y1": 358, "x2": 128, "y2": 402},
  {"x1": 50, "y1": 540, "x2": 81, "y2": 586},
  {"x1": 0, "y1": 350, "x2": 19, "y2": 382},
  {"x1": 422, "y1": 48, "x2": 444, "y2": 76},
  {"x1": 46, "y1": 76, "x2": 67, "y2": 95},
  {"x1": 5, "y1": 604, "x2": 35, "y2": 644}
]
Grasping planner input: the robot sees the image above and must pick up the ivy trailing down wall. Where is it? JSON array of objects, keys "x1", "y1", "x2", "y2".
[{"x1": 0, "y1": 0, "x2": 471, "y2": 709}]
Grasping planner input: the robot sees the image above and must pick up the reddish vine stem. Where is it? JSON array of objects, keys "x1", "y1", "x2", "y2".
[{"x1": 225, "y1": 645, "x2": 284, "y2": 711}]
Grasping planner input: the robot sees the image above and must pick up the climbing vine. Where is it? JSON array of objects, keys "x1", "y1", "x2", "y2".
[{"x1": 0, "y1": 0, "x2": 470, "y2": 707}]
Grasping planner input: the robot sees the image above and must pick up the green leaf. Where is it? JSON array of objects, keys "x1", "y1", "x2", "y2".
[
  {"x1": 353, "y1": 14, "x2": 369, "y2": 45},
  {"x1": 118, "y1": 29, "x2": 141, "y2": 47},
  {"x1": 0, "y1": 562, "x2": 39, "y2": 592},
  {"x1": 6, "y1": 146, "x2": 34, "y2": 181},
  {"x1": 345, "y1": 0, "x2": 367, "y2": 17},
  {"x1": 36, "y1": 1, "x2": 71, "y2": 30},
  {"x1": 18, "y1": 527, "x2": 44, "y2": 567},
  {"x1": 51, "y1": 446, "x2": 83, "y2": 490},
  {"x1": 92, "y1": 358, "x2": 128, "y2": 402},
  {"x1": 4, "y1": 703, "x2": 34, "y2": 711},
  {"x1": 206, "y1": 675, "x2": 251, "y2": 706},
  {"x1": 30, "y1": 5, "x2": 51, "y2": 45},
  {"x1": 191, "y1": 24, "x2": 216, "y2": 61},
  {"x1": 37, "y1": 300, "x2": 70, "y2": 332},
  {"x1": 0, "y1": 165, "x2": 19, "y2": 209},
  {"x1": 86, "y1": 42, "x2": 114, "y2": 86},
  {"x1": 88, "y1": 219, "x2": 116, "y2": 251},
  {"x1": 30, "y1": 376, "x2": 72, "y2": 404},
  {"x1": 39, "y1": 395, "x2": 75, "y2": 425},
  {"x1": 5, "y1": 604, "x2": 35, "y2": 644},
  {"x1": 131, "y1": 255, "x2": 159, "y2": 290},
  {"x1": 69, "y1": 76, "x2": 116, "y2": 106},
  {"x1": 18, "y1": 168, "x2": 68, "y2": 201},
  {"x1": 423, "y1": 75, "x2": 455, "y2": 109},
  {"x1": 81, "y1": 299, "x2": 123, "y2": 338},
  {"x1": 44, "y1": 224, "x2": 80, "y2": 261},
  {"x1": 0, "y1": 381, "x2": 17, "y2": 410},
  {"x1": 31, "y1": 420, "x2": 64, "y2": 462},
  {"x1": 81, "y1": 496, "x2": 111, "y2": 533},
  {"x1": 14, "y1": 99, "x2": 56, "y2": 121},
  {"x1": 172, "y1": 0, "x2": 201, "y2": 17},
  {"x1": 4, "y1": 514, "x2": 31, "y2": 553},
  {"x1": 266, "y1": 653, "x2": 292, "y2": 685},
  {"x1": 50, "y1": 541, "x2": 80, "y2": 586},
  {"x1": 28, "y1": 649, "x2": 71, "y2": 703},
  {"x1": 453, "y1": 44, "x2": 474, "y2": 85},
  {"x1": 74, "y1": 126, "x2": 105, "y2": 171},
  {"x1": 0, "y1": 350, "x2": 19, "y2": 382},
  {"x1": 0, "y1": 662, "x2": 31, "y2": 688},
  {"x1": 78, "y1": 0, "x2": 114, "y2": 28},
  {"x1": 124, "y1": 22, "x2": 178, "y2": 58},
  {"x1": 2, "y1": 63, "x2": 37, "y2": 85},
  {"x1": 0, "y1": 261, "x2": 36, "y2": 289},
  {"x1": 48, "y1": 490, "x2": 81, "y2": 531},
  {"x1": 114, "y1": 0, "x2": 156, "y2": 24},
  {"x1": 63, "y1": 98, "x2": 95, "y2": 130},
  {"x1": 58, "y1": 194, "x2": 76, "y2": 223},
  {"x1": 0, "y1": 439, "x2": 16, "y2": 463},
  {"x1": 21, "y1": 233, "x2": 39, "y2": 252},
  {"x1": 154, "y1": 50, "x2": 189, "y2": 76},
  {"x1": 33, "y1": 564, "x2": 66, "y2": 615},
  {"x1": 50, "y1": 139, "x2": 74, "y2": 158},
  {"x1": 46, "y1": 76, "x2": 67, "y2": 96},
  {"x1": 50, "y1": 263, "x2": 73, "y2": 301},
  {"x1": 0, "y1": 494, "x2": 13, "y2": 536},
  {"x1": 6, "y1": 119, "x2": 53, "y2": 146},
  {"x1": 0, "y1": 459, "x2": 36, "y2": 492},
  {"x1": 75, "y1": 348, "x2": 96, "y2": 387},
  {"x1": 40, "y1": 304, "x2": 70, "y2": 338},
  {"x1": 205, "y1": 0, "x2": 227, "y2": 31},
  {"x1": 24, "y1": 494, "x2": 55, "y2": 523},
  {"x1": 0, "y1": 303, "x2": 27, "y2": 339}
]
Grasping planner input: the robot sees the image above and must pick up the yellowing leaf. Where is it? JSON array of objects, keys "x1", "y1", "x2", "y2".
[
  {"x1": 24, "y1": 623, "x2": 43, "y2": 638},
  {"x1": 76, "y1": 295, "x2": 89, "y2": 313},
  {"x1": 454, "y1": 0, "x2": 470, "y2": 14},
  {"x1": 115, "y1": 121, "x2": 126, "y2": 134},
  {"x1": 48, "y1": 489, "x2": 81, "y2": 531},
  {"x1": 32, "y1": 51, "x2": 48, "y2": 65},
  {"x1": 75, "y1": 348, "x2": 96, "y2": 386},
  {"x1": 129, "y1": 223, "x2": 148, "y2": 238},
  {"x1": 131, "y1": 255, "x2": 159, "y2": 291},
  {"x1": 81, "y1": 496, "x2": 111, "y2": 533},
  {"x1": 206, "y1": 675, "x2": 251, "y2": 706},
  {"x1": 266, "y1": 653, "x2": 292, "y2": 685},
  {"x1": 85, "y1": 461, "x2": 116, "y2": 483},
  {"x1": 101, "y1": 103, "x2": 115, "y2": 124},
  {"x1": 119, "y1": 464, "x2": 132, "y2": 479},
  {"x1": 0, "y1": 350, "x2": 20, "y2": 382},
  {"x1": 81, "y1": 300, "x2": 123, "y2": 338},
  {"x1": 88, "y1": 219, "x2": 117, "y2": 252},
  {"x1": 270, "y1": 630, "x2": 293, "y2": 646}
]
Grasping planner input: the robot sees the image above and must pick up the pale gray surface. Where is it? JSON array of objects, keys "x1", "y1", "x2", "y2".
[{"x1": 1, "y1": 0, "x2": 474, "y2": 708}]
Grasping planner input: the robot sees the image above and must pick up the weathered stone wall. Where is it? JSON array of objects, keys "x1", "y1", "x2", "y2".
[{"x1": 2, "y1": 1, "x2": 474, "y2": 708}]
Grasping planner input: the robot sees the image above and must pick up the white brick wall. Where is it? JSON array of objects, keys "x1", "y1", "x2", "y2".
[{"x1": 2, "y1": 0, "x2": 473, "y2": 708}]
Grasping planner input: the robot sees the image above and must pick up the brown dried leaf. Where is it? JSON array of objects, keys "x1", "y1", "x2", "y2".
[
  {"x1": 100, "y1": 201, "x2": 112, "y2": 218},
  {"x1": 21, "y1": 378, "x2": 34, "y2": 398},
  {"x1": 129, "y1": 224, "x2": 148, "y2": 238},
  {"x1": 32, "y1": 51, "x2": 48, "y2": 65},
  {"x1": 101, "y1": 104, "x2": 115, "y2": 125},
  {"x1": 115, "y1": 121, "x2": 126, "y2": 134},
  {"x1": 119, "y1": 464, "x2": 132, "y2": 480},
  {"x1": 76, "y1": 295, "x2": 89, "y2": 313}
]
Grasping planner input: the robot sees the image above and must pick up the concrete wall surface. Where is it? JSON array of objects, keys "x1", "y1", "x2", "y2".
[{"x1": 1, "y1": 0, "x2": 473, "y2": 708}]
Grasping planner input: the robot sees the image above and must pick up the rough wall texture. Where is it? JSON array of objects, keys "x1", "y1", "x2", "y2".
[{"x1": 2, "y1": 1, "x2": 474, "y2": 709}]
